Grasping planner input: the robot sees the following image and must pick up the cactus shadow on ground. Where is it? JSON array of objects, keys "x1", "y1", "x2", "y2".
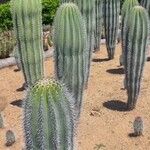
[
  {"x1": 10, "y1": 99, "x2": 23, "y2": 108},
  {"x1": 106, "y1": 68, "x2": 124, "y2": 75},
  {"x1": 103, "y1": 100, "x2": 128, "y2": 112},
  {"x1": 92, "y1": 58, "x2": 110, "y2": 62},
  {"x1": 128, "y1": 133, "x2": 143, "y2": 138}
]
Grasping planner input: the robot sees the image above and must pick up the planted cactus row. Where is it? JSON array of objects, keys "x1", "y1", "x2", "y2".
[
  {"x1": 124, "y1": 6, "x2": 149, "y2": 110},
  {"x1": 11, "y1": 0, "x2": 44, "y2": 87},
  {"x1": 103, "y1": 0, "x2": 120, "y2": 59},
  {"x1": 24, "y1": 78, "x2": 75, "y2": 150}
]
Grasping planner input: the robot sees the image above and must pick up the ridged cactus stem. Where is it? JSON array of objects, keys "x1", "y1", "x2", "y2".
[
  {"x1": 11, "y1": 0, "x2": 44, "y2": 87},
  {"x1": 140, "y1": 0, "x2": 150, "y2": 19},
  {"x1": 124, "y1": 6, "x2": 149, "y2": 110},
  {"x1": 24, "y1": 78, "x2": 75, "y2": 150},
  {"x1": 103, "y1": 0, "x2": 120, "y2": 60},
  {"x1": 121, "y1": 0, "x2": 139, "y2": 65},
  {"x1": 54, "y1": 3, "x2": 87, "y2": 118},
  {"x1": 94, "y1": 0, "x2": 103, "y2": 52}
]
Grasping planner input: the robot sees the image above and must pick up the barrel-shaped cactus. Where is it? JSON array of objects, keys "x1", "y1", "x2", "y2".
[
  {"x1": 11, "y1": 0, "x2": 44, "y2": 87},
  {"x1": 121, "y1": 0, "x2": 139, "y2": 65},
  {"x1": 94, "y1": 0, "x2": 103, "y2": 52},
  {"x1": 24, "y1": 78, "x2": 75, "y2": 150},
  {"x1": 54, "y1": 3, "x2": 87, "y2": 117},
  {"x1": 124, "y1": 6, "x2": 149, "y2": 110},
  {"x1": 103, "y1": 0, "x2": 120, "y2": 59},
  {"x1": 74, "y1": 0, "x2": 95, "y2": 85}
]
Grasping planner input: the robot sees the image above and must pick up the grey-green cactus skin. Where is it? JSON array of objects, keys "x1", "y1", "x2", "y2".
[
  {"x1": 103, "y1": 0, "x2": 120, "y2": 59},
  {"x1": 94, "y1": 0, "x2": 103, "y2": 52},
  {"x1": 124, "y1": 6, "x2": 149, "y2": 110},
  {"x1": 60, "y1": 0, "x2": 73, "y2": 3},
  {"x1": 24, "y1": 79, "x2": 74, "y2": 150},
  {"x1": 54, "y1": 3, "x2": 87, "y2": 117},
  {"x1": 74, "y1": 0, "x2": 95, "y2": 86},
  {"x1": 121, "y1": 0, "x2": 139, "y2": 65},
  {"x1": 11, "y1": 0, "x2": 44, "y2": 87},
  {"x1": 140, "y1": 0, "x2": 150, "y2": 19}
]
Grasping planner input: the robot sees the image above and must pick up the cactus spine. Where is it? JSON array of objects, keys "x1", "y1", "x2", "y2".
[
  {"x1": 54, "y1": 3, "x2": 87, "y2": 117},
  {"x1": 24, "y1": 78, "x2": 74, "y2": 150},
  {"x1": 121, "y1": 0, "x2": 139, "y2": 65},
  {"x1": 124, "y1": 6, "x2": 149, "y2": 110},
  {"x1": 74, "y1": 0, "x2": 96, "y2": 85},
  {"x1": 103, "y1": 0, "x2": 120, "y2": 59},
  {"x1": 94, "y1": 0, "x2": 103, "y2": 52},
  {"x1": 11, "y1": 0, "x2": 44, "y2": 87}
]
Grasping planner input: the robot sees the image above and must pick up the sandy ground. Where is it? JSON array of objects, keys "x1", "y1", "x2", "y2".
[{"x1": 0, "y1": 44, "x2": 150, "y2": 150}]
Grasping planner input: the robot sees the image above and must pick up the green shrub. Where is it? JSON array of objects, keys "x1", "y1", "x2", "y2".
[{"x1": 0, "y1": 0, "x2": 59, "y2": 31}]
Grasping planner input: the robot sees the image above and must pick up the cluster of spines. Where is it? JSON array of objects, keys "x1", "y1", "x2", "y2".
[
  {"x1": 124, "y1": 6, "x2": 149, "y2": 110},
  {"x1": 103, "y1": 0, "x2": 120, "y2": 60},
  {"x1": 11, "y1": 0, "x2": 44, "y2": 86},
  {"x1": 121, "y1": 0, "x2": 139, "y2": 65},
  {"x1": 24, "y1": 78, "x2": 74, "y2": 150},
  {"x1": 53, "y1": 3, "x2": 87, "y2": 118}
]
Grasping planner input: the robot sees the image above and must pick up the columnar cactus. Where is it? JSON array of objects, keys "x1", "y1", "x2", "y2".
[
  {"x1": 11, "y1": 0, "x2": 44, "y2": 87},
  {"x1": 133, "y1": 116, "x2": 143, "y2": 136},
  {"x1": 94, "y1": 0, "x2": 103, "y2": 52},
  {"x1": 103, "y1": 0, "x2": 120, "y2": 59},
  {"x1": 54, "y1": 3, "x2": 87, "y2": 117},
  {"x1": 24, "y1": 78, "x2": 75, "y2": 150},
  {"x1": 140, "y1": 0, "x2": 150, "y2": 19},
  {"x1": 124, "y1": 6, "x2": 149, "y2": 110},
  {"x1": 121, "y1": 0, "x2": 139, "y2": 65},
  {"x1": 74, "y1": 0, "x2": 95, "y2": 86}
]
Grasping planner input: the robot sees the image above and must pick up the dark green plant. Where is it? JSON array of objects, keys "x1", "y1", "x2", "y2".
[
  {"x1": 54, "y1": 3, "x2": 87, "y2": 118},
  {"x1": 121, "y1": 0, "x2": 139, "y2": 65},
  {"x1": 103, "y1": 0, "x2": 120, "y2": 59},
  {"x1": 0, "y1": 30, "x2": 15, "y2": 59},
  {"x1": 11, "y1": 0, "x2": 44, "y2": 87},
  {"x1": 124, "y1": 6, "x2": 149, "y2": 110},
  {"x1": 74, "y1": 0, "x2": 96, "y2": 86},
  {"x1": 94, "y1": 0, "x2": 103, "y2": 52},
  {"x1": 24, "y1": 78, "x2": 75, "y2": 150},
  {"x1": 140, "y1": 0, "x2": 150, "y2": 19}
]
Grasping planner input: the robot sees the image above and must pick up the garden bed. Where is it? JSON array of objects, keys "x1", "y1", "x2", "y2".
[{"x1": 0, "y1": 44, "x2": 150, "y2": 150}]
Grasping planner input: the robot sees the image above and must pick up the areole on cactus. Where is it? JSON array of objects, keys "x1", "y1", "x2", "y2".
[
  {"x1": 124, "y1": 5, "x2": 149, "y2": 110},
  {"x1": 24, "y1": 78, "x2": 75, "y2": 150},
  {"x1": 53, "y1": 3, "x2": 87, "y2": 118},
  {"x1": 11, "y1": 0, "x2": 44, "y2": 87}
]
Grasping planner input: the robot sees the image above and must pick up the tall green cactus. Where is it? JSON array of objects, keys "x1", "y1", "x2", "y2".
[
  {"x1": 11, "y1": 0, "x2": 44, "y2": 87},
  {"x1": 24, "y1": 78, "x2": 74, "y2": 150},
  {"x1": 103, "y1": 0, "x2": 120, "y2": 59},
  {"x1": 140, "y1": 0, "x2": 150, "y2": 19},
  {"x1": 60, "y1": 0, "x2": 72, "y2": 3},
  {"x1": 121, "y1": 0, "x2": 139, "y2": 65},
  {"x1": 94, "y1": 0, "x2": 103, "y2": 52},
  {"x1": 54, "y1": 3, "x2": 87, "y2": 118},
  {"x1": 74, "y1": 0, "x2": 96, "y2": 86},
  {"x1": 124, "y1": 6, "x2": 149, "y2": 110}
]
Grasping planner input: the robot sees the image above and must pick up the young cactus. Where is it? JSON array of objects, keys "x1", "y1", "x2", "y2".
[
  {"x1": 11, "y1": 0, "x2": 44, "y2": 87},
  {"x1": 54, "y1": 3, "x2": 87, "y2": 117},
  {"x1": 94, "y1": 0, "x2": 103, "y2": 52},
  {"x1": 124, "y1": 6, "x2": 149, "y2": 110},
  {"x1": 121, "y1": 0, "x2": 139, "y2": 65},
  {"x1": 103, "y1": 0, "x2": 120, "y2": 59},
  {"x1": 24, "y1": 78, "x2": 75, "y2": 150},
  {"x1": 133, "y1": 116, "x2": 143, "y2": 136}
]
